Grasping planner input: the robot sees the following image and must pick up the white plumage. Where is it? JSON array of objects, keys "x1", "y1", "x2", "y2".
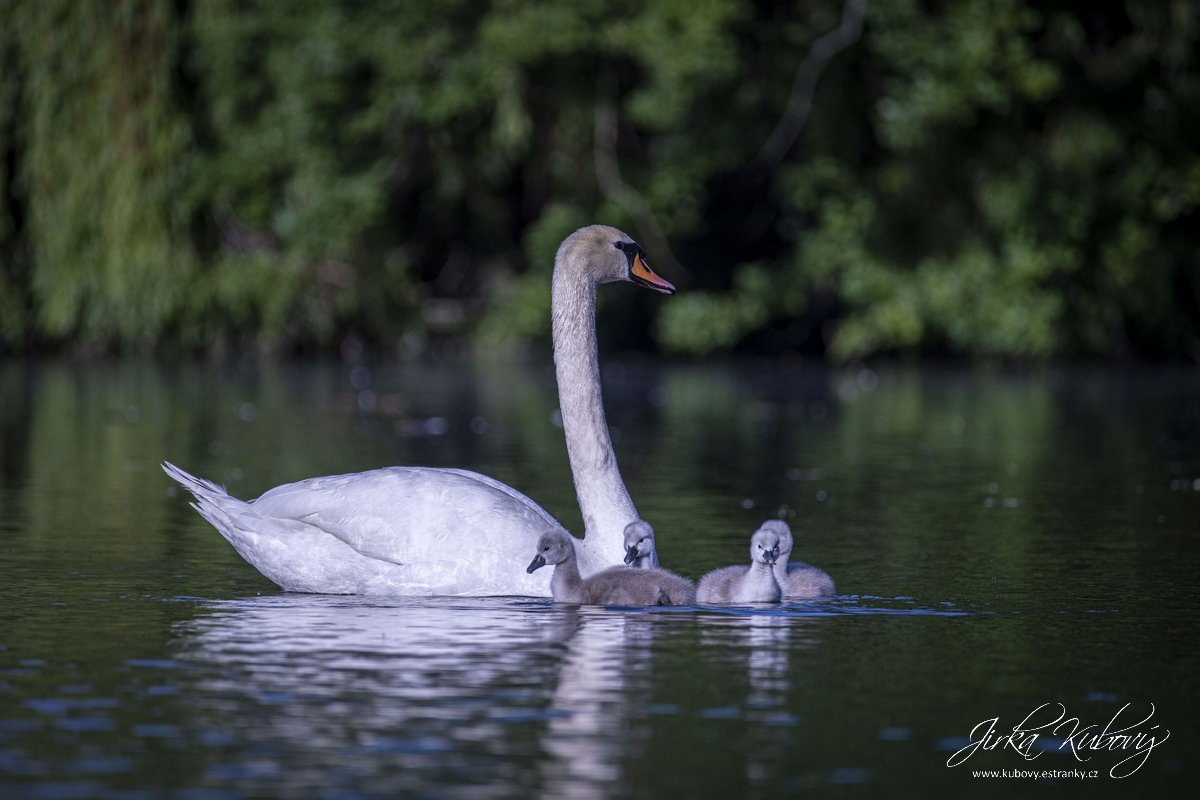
[{"x1": 165, "y1": 462, "x2": 566, "y2": 596}]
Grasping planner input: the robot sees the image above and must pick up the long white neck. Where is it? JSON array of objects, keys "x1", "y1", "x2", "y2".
[{"x1": 552, "y1": 258, "x2": 638, "y2": 569}]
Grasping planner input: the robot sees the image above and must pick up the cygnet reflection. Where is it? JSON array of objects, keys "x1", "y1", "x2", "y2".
[
  {"x1": 697, "y1": 613, "x2": 824, "y2": 789},
  {"x1": 537, "y1": 610, "x2": 656, "y2": 799}
]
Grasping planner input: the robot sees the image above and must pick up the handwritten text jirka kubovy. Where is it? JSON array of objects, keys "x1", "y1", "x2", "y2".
[{"x1": 946, "y1": 703, "x2": 1169, "y2": 778}]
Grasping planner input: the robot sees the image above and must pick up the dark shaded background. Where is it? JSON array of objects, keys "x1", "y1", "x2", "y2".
[{"x1": 1, "y1": 0, "x2": 1197, "y2": 362}]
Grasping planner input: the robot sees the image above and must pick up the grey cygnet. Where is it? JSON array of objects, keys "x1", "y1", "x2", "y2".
[
  {"x1": 695, "y1": 528, "x2": 782, "y2": 604},
  {"x1": 622, "y1": 520, "x2": 659, "y2": 568},
  {"x1": 621, "y1": 521, "x2": 696, "y2": 604},
  {"x1": 527, "y1": 530, "x2": 692, "y2": 606},
  {"x1": 756, "y1": 520, "x2": 835, "y2": 599}
]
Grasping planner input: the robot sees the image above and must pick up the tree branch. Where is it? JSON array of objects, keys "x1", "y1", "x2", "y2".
[{"x1": 754, "y1": 0, "x2": 867, "y2": 171}]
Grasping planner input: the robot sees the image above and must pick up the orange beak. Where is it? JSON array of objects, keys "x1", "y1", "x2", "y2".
[{"x1": 630, "y1": 253, "x2": 675, "y2": 295}]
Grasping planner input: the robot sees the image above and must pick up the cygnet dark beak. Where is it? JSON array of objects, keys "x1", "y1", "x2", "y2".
[
  {"x1": 624, "y1": 546, "x2": 638, "y2": 565},
  {"x1": 763, "y1": 547, "x2": 779, "y2": 565},
  {"x1": 526, "y1": 554, "x2": 547, "y2": 574}
]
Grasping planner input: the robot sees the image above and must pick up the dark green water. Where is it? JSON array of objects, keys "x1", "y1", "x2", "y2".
[{"x1": 0, "y1": 358, "x2": 1196, "y2": 798}]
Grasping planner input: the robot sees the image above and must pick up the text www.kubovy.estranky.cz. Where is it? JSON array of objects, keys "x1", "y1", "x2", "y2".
[{"x1": 972, "y1": 769, "x2": 1100, "y2": 779}]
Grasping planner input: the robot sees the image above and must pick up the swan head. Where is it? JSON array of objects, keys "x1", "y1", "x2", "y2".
[
  {"x1": 556, "y1": 225, "x2": 675, "y2": 294},
  {"x1": 750, "y1": 529, "x2": 781, "y2": 566},
  {"x1": 756, "y1": 520, "x2": 792, "y2": 561},
  {"x1": 527, "y1": 530, "x2": 576, "y2": 573},
  {"x1": 622, "y1": 520, "x2": 656, "y2": 565}
]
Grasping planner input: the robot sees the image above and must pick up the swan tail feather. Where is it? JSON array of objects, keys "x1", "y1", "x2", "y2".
[
  {"x1": 163, "y1": 461, "x2": 260, "y2": 546},
  {"x1": 162, "y1": 461, "x2": 225, "y2": 498}
]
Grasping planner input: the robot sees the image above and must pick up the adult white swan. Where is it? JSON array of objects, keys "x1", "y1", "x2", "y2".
[{"x1": 165, "y1": 225, "x2": 675, "y2": 597}]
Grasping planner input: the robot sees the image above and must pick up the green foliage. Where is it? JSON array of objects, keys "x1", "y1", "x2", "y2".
[
  {"x1": 478, "y1": 203, "x2": 588, "y2": 345},
  {"x1": 0, "y1": 17, "x2": 25, "y2": 343},
  {"x1": 656, "y1": 263, "x2": 778, "y2": 354},
  {"x1": 5, "y1": 0, "x2": 195, "y2": 346},
  {"x1": 0, "y1": 0, "x2": 1197, "y2": 360},
  {"x1": 650, "y1": 0, "x2": 1200, "y2": 362},
  {"x1": 779, "y1": 0, "x2": 1200, "y2": 361}
]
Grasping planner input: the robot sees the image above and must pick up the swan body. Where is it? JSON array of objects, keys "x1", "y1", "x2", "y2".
[
  {"x1": 622, "y1": 521, "x2": 696, "y2": 604},
  {"x1": 695, "y1": 529, "x2": 782, "y2": 604},
  {"x1": 164, "y1": 463, "x2": 568, "y2": 596},
  {"x1": 527, "y1": 530, "x2": 691, "y2": 606},
  {"x1": 166, "y1": 225, "x2": 676, "y2": 597},
  {"x1": 760, "y1": 520, "x2": 836, "y2": 599}
]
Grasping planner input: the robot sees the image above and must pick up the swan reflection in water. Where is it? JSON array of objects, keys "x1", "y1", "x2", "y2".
[
  {"x1": 173, "y1": 596, "x2": 825, "y2": 796},
  {"x1": 173, "y1": 594, "x2": 663, "y2": 797}
]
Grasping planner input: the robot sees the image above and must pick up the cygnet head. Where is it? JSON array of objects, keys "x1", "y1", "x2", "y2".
[
  {"x1": 527, "y1": 530, "x2": 575, "y2": 573},
  {"x1": 757, "y1": 519, "x2": 793, "y2": 559},
  {"x1": 555, "y1": 225, "x2": 675, "y2": 294},
  {"x1": 749, "y1": 529, "x2": 781, "y2": 566},
  {"x1": 623, "y1": 520, "x2": 656, "y2": 565}
]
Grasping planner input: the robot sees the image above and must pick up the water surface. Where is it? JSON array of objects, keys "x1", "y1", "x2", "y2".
[{"x1": 0, "y1": 358, "x2": 1196, "y2": 797}]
